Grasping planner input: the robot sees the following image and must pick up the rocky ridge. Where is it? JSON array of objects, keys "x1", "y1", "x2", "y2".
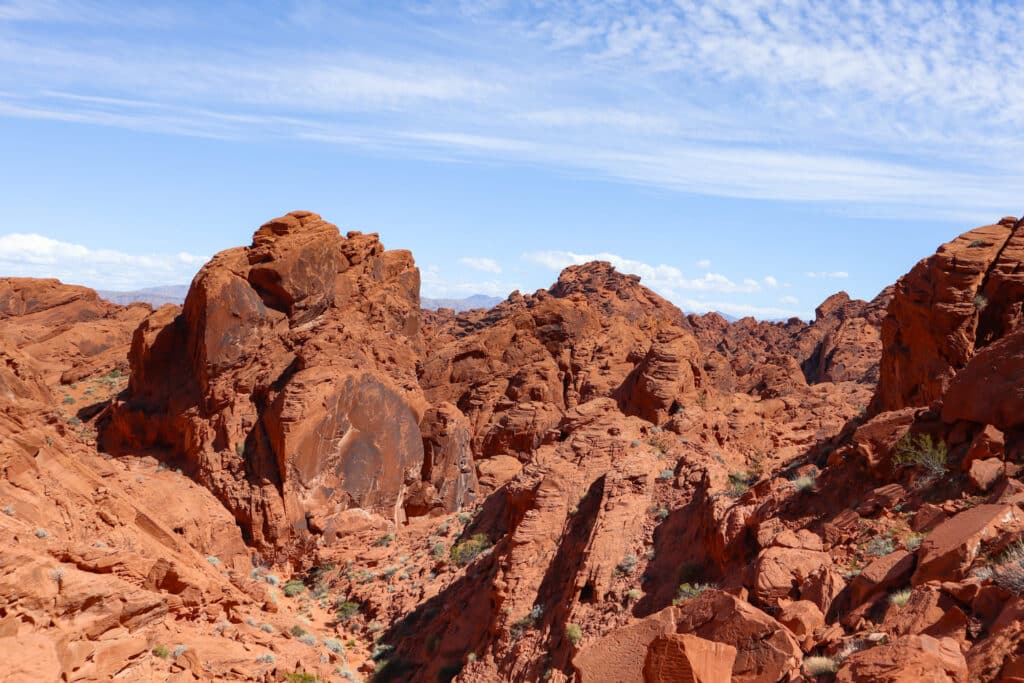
[{"x1": 1, "y1": 212, "x2": 1022, "y2": 682}]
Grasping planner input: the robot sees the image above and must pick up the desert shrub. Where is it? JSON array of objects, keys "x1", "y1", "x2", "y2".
[
  {"x1": 152, "y1": 645, "x2": 170, "y2": 658},
  {"x1": 264, "y1": 573, "x2": 279, "y2": 585},
  {"x1": 290, "y1": 624, "x2": 307, "y2": 637},
  {"x1": 968, "y1": 239, "x2": 986, "y2": 248},
  {"x1": 2, "y1": 505, "x2": 13, "y2": 516},
  {"x1": 672, "y1": 582, "x2": 713, "y2": 605},
  {"x1": 286, "y1": 672, "x2": 318, "y2": 683},
  {"x1": 616, "y1": 553, "x2": 639, "y2": 576},
  {"x1": 791, "y1": 474, "x2": 816, "y2": 493},
  {"x1": 298, "y1": 633, "x2": 317, "y2": 647},
  {"x1": 865, "y1": 535, "x2": 896, "y2": 557},
  {"x1": 893, "y1": 433, "x2": 947, "y2": 482},
  {"x1": 374, "y1": 533, "x2": 396, "y2": 547},
  {"x1": 457, "y1": 512, "x2": 472, "y2": 524},
  {"x1": 35, "y1": 528, "x2": 49, "y2": 538},
  {"x1": 889, "y1": 588, "x2": 913, "y2": 606},
  {"x1": 974, "y1": 293, "x2": 989, "y2": 310},
  {"x1": 49, "y1": 567, "x2": 65, "y2": 585},
  {"x1": 658, "y1": 469, "x2": 674, "y2": 480},
  {"x1": 656, "y1": 507, "x2": 669, "y2": 520},
  {"x1": 625, "y1": 588, "x2": 642, "y2": 602},
  {"x1": 993, "y1": 540, "x2": 1024, "y2": 595},
  {"x1": 565, "y1": 623, "x2": 583, "y2": 646},
  {"x1": 256, "y1": 653, "x2": 276, "y2": 664},
  {"x1": 260, "y1": 623, "x2": 274, "y2": 633},
  {"x1": 450, "y1": 534, "x2": 492, "y2": 567},
  {"x1": 324, "y1": 638, "x2": 344, "y2": 655},
  {"x1": 205, "y1": 555, "x2": 221, "y2": 566},
  {"x1": 726, "y1": 471, "x2": 753, "y2": 498},
  {"x1": 904, "y1": 532, "x2": 926, "y2": 551},
  {"x1": 510, "y1": 605, "x2": 544, "y2": 639},
  {"x1": 431, "y1": 541, "x2": 447, "y2": 562},
  {"x1": 336, "y1": 599, "x2": 361, "y2": 622},
  {"x1": 372, "y1": 643, "x2": 394, "y2": 661},
  {"x1": 282, "y1": 579, "x2": 305, "y2": 597},
  {"x1": 804, "y1": 655, "x2": 839, "y2": 675},
  {"x1": 172, "y1": 645, "x2": 187, "y2": 659}
]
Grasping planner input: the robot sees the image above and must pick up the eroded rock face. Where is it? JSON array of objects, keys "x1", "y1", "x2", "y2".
[
  {"x1": 101, "y1": 212, "x2": 429, "y2": 554},
  {"x1": 874, "y1": 217, "x2": 1024, "y2": 413}
]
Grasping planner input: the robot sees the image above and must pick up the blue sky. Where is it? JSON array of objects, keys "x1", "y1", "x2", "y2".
[{"x1": 0, "y1": 1, "x2": 1021, "y2": 319}]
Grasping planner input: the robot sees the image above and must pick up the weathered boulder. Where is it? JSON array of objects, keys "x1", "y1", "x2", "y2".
[
  {"x1": 835, "y1": 634, "x2": 967, "y2": 682},
  {"x1": 913, "y1": 504, "x2": 1024, "y2": 584}
]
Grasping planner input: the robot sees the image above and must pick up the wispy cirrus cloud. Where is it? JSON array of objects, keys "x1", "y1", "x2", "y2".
[
  {"x1": 1, "y1": 1, "x2": 1024, "y2": 217},
  {"x1": 806, "y1": 271, "x2": 850, "y2": 279},
  {"x1": 459, "y1": 256, "x2": 502, "y2": 273}
]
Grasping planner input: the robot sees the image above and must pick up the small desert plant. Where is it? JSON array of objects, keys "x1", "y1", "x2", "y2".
[
  {"x1": 374, "y1": 533, "x2": 396, "y2": 547},
  {"x1": 865, "y1": 535, "x2": 896, "y2": 557},
  {"x1": 616, "y1": 553, "x2": 639, "y2": 576},
  {"x1": 152, "y1": 645, "x2": 170, "y2": 659},
  {"x1": 656, "y1": 507, "x2": 669, "y2": 520},
  {"x1": 298, "y1": 633, "x2": 317, "y2": 647},
  {"x1": 2, "y1": 505, "x2": 14, "y2": 516},
  {"x1": 974, "y1": 293, "x2": 989, "y2": 310},
  {"x1": 904, "y1": 532, "x2": 926, "y2": 551},
  {"x1": 264, "y1": 573, "x2": 279, "y2": 585},
  {"x1": 205, "y1": 555, "x2": 221, "y2": 566},
  {"x1": 968, "y1": 239, "x2": 987, "y2": 248},
  {"x1": 625, "y1": 588, "x2": 642, "y2": 602},
  {"x1": 285, "y1": 673, "x2": 318, "y2": 683},
  {"x1": 324, "y1": 638, "x2": 344, "y2": 654},
  {"x1": 457, "y1": 512, "x2": 472, "y2": 524},
  {"x1": 889, "y1": 588, "x2": 913, "y2": 606},
  {"x1": 893, "y1": 433, "x2": 948, "y2": 482},
  {"x1": 804, "y1": 655, "x2": 839, "y2": 676},
  {"x1": 336, "y1": 599, "x2": 361, "y2": 622},
  {"x1": 673, "y1": 582, "x2": 713, "y2": 605},
  {"x1": 290, "y1": 624, "x2": 307, "y2": 638},
  {"x1": 791, "y1": 474, "x2": 816, "y2": 493},
  {"x1": 510, "y1": 605, "x2": 544, "y2": 639},
  {"x1": 372, "y1": 643, "x2": 394, "y2": 661},
  {"x1": 450, "y1": 534, "x2": 492, "y2": 567},
  {"x1": 726, "y1": 471, "x2": 753, "y2": 498},
  {"x1": 282, "y1": 579, "x2": 305, "y2": 597},
  {"x1": 658, "y1": 469, "x2": 675, "y2": 481},
  {"x1": 35, "y1": 528, "x2": 49, "y2": 539},
  {"x1": 259, "y1": 623, "x2": 274, "y2": 633},
  {"x1": 431, "y1": 541, "x2": 447, "y2": 561},
  {"x1": 993, "y1": 539, "x2": 1024, "y2": 595},
  {"x1": 256, "y1": 653, "x2": 276, "y2": 664},
  {"x1": 565, "y1": 623, "x2": 583, "y2": 646},
  {"x1": 49, "y1": 567, "x2": 65, "y2": 586},
  {"x1": 172, "y1": 645, "x2": 187, "y2": 659}
]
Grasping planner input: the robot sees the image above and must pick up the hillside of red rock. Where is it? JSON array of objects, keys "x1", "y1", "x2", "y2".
[{"x1": 3, "y1": 211, "x2": 1024, "y2": 682}]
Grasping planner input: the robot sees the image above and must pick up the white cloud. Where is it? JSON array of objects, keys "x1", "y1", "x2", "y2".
[
  {"x1": 0, "y1": 233, "x2": 206, "y2": 290},
  {"x1": 806, "y1": 271, "x2": 850, "y2": 279},
  {"x1": 676, "y1": 298, "x2": 801, "y2": 320},
  {"x1": 780, "y1": 295, "x2": 799, "y2": 305},
  {"x1": 763, "y1": 275, "x2": 778, "y2": 288},
  {"x1": 420, "y1": 264, "x2": 518, "y2": 298},
  {"x1": 522, "y1": 250, "x2": 761, "y2": 294},
  {"x1": 695, "y1": 259, "x2": 712, "y2": 269},
  {"x1": 459, "y1": 256, "x2": 502, "y2": 273}
]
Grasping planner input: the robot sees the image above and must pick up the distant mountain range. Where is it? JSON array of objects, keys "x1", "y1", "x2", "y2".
[
  {"x1": 97, "y1": 285, "x2": 190, "y2": 307},
  {"x1": 421, "y1": 294, "x2": 503, "y2": 311}
]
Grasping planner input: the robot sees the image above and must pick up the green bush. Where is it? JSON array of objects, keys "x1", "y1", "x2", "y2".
[
  {"x1": 565, "y1": 623, "x2": 583, "y2": 646},
  {"x1": 450, "y1": 534, "x2": 492, "y2": 567},
  {"x1": 336, "y1": 599, "x2": 360, "y2": 622},
  {"x1": 286, "y1": 672, "x2": 318, "y2": 683},
  {"x1": 993, "y1": 539, "x2": 1024, "y2": 595},
  {"x1": 290, "y1": 624, "x2": 307, "y2": 637},
  {"x1": 152, "y1": 645, "x2": 170, "y2": 659},
  {"x1": 889, "y1": 588, "x2": 912, "y2": 606},
  {"x1": 672, "y1": 582, "x2": 713, "y2": 605},
  {"x1": 282, "y1": 579, "x2": 305, "y2": 597},
  {"x1": 616, "y1": 553, "x2": 639, "y2": 576},
  {"x1": 893, "y1": 433, "x2": 947, "y2": 482}
]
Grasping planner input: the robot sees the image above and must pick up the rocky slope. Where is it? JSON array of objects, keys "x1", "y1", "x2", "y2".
[{"x1": 3, "y1": 211, "x2": 1024, "y2": 682}]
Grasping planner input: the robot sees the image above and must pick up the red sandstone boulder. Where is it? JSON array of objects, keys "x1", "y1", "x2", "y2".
[
  {"x1": 943, "y1": 328, "x2": 1024, "y2": 430},
  {"x1": 913, "y1": 504, "x2": 1024, "y2": 584},
  {"x1": 673, "y1": 590, "x2": 802, "y2": 683},
  {"x1": 835, "y1": 634, "x2": 968, "y2": 682},
  {"x1": 874, "y1": 219, "x2": 1021, "y2": 413},
  {"x1": 643, "y1": 633, "x2": 736, "y2": 683}
]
